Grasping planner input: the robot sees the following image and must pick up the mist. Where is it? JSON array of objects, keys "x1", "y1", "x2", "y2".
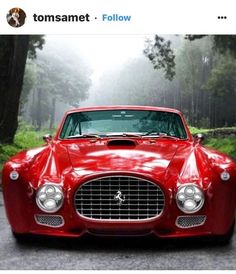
[{"x1": 20, "y1": 34, "x2": 236, "y2": 129}]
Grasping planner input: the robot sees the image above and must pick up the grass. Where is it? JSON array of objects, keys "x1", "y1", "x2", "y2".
[
  {"x1": 190, "y1": 126, "x2": 236, "y2": 159},
  {"x1": 189, "y1": 126, "x2": 236, "y2": 135},
  {"x1": 189, "y1": 126, "x2": 211, "y2": 135},
  {"x1": 0, "y1": 129, "x2": 52, "y2": 171},
  {"x1": 0, "y1": 127, "x2": 236, "y2": 172},
  {"x1": 204, "y1": 138, "x2": 236, "y2": 159}
]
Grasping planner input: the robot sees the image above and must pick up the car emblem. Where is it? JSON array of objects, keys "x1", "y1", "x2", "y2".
[{"x1": 114, "y1": 190, "x2": 125, "y2": 205}]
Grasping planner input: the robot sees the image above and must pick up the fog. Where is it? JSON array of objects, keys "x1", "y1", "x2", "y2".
[
  {"x1": 45, "y1": 35, "x2": 151, "y2": 105},
  {"x1": 21, "y1": 34, "x2": 236, "y2": 129}
]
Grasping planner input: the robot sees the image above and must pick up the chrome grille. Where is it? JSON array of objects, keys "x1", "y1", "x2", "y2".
[
  {"x1": 176, "y1": 215, "x2": 206, "y2": 228},
  {"x1": 35, "y1": 215, "x2": 64, "y2": 227},
  {"x1": 74, "y1": 176, "x2": 165, "y2": 220}
]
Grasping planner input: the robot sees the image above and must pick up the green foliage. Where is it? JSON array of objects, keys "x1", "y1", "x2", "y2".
[
  {"x1": 144, "y1": 35, "x2": 176, "y2": 80},
  {"x1": 1, "y1": 126, "x2": 236, "y2": 173},
  {"x1": 21, "y1": 38, "x2": 92, "y2": 129},
  {"x1": 205, "y1": 138, "x2": 236, "y2": 159},
  {"x1": 0, "y1": 126, "x2": 56, "y2": 171},
  {"x1": 141, "y1": 35, "x2": 236, "y2": 128},
  {"x1": 14, "y1": 130, "x2": 45, "y2": 149},
  {"x1": 0, "y1": 134, "x2": 40, "y2": 171},
  {"x1": 0, "y1": 145, "x2": 19, "y2": 167},
  {"x1": 20, "y1": 60, "x2": 37, "y2": 113},
  {"x1": 186, "y1": 35, "x2": 236, "y2": 57},
  {"x1": 205, "y1": 55, "x2": 236, "y2": 96},
  {"x1": 189, "y1": 127, "x2": 211, "y2": 135},
  {"x1": 28, "y1": 35, "x2": 45, "y2": 59},
  {"x1": 189, "y1": 127, "x2": 236, "y2": 159}
]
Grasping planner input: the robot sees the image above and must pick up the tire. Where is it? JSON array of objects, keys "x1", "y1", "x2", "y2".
[
  {"x1": 214, "y1": 221, "x2": 235, "y2": 245},
  {"x1": 12, "y1": 231, "x2": 31, "y2": 243}
]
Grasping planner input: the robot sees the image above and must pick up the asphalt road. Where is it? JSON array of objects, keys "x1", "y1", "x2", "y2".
[{"x1": 0, "y1": 192, "x2": 236, "y2": 270}]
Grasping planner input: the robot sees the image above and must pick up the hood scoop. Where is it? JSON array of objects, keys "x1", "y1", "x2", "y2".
[{"x1": 107, "y1": 139, "x2": 137, "y2": 147}]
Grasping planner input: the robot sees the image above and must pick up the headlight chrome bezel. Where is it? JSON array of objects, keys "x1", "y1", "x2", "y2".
[
  {"x1": 36, "y1": 183, "x2": 64, "y2": 213},
  {"x1": 176, "y1": 183, "x2": 205, "y2": 214}
]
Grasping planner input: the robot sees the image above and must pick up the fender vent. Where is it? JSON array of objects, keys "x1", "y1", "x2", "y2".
[
  {"x1": 176, "y1": 215, "x2": 206, "y2": 228},
  {"x1": 35, "y1": 214, "x2": 64, "y2": 227}
]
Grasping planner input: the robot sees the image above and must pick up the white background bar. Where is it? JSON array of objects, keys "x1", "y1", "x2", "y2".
[{"x1": 0, "y1": 0, "x2": 235, "y2": 34}]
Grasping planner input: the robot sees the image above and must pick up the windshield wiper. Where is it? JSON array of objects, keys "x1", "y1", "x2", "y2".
[
  {"x1": 158, "y1": 135, "x2": 180, "y2": 140},
  {"x1": 143, "y1": 131, "x2": 180, "y2": 139},
  {"x1": 67, "y1": 134, "x2": 101, "y2": 139},
  {"x1": 105, "y1": 132, "x2": 143, "y2": 138},
  {"x1": 143, "y1": 131, "x2": 160, "y2": 136}
]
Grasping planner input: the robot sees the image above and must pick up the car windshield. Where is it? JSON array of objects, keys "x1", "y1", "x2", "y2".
[{"x1": 59, "y1": 110, "x2": 188, "y2": 139}]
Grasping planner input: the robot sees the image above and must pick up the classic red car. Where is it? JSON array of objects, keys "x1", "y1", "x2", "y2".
[{"x1": 2, "y1": 106, "x2": 236, "y2": 243}]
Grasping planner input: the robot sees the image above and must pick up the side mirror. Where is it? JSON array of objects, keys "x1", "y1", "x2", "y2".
[
  {"x1": 43, "y1": 134, "x2": 52, "y2": 143},
  {"x1": 194, "y1": 133, "x2": 205, "y2": 144}
]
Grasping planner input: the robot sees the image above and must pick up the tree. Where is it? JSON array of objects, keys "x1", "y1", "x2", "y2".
[
  {"x1": 175, "y1": 37, "x2": 214, "y2": 126},
  {"x1": 91, "y1": 35, "x2": 236, "y2": 128},
  {"x1": 0, "y1": 35, "x2": 45, "y2": 143},
  {"x1": 186, "y1": 35, "x2": 236, "y2": 57},
  {"x1": 143, "y1": 35, "x2": 236, "y2": 128},
  {"x1": 205, "y1": 55, "x2": 236, "y2": 126},
  {"x1": 0, "y1": 36, "x2": 29, "y2": 144},
  {"x1": 144, "y1": 35, "x2": 176, "y2": 81},
  {"x1": 206, "y1": 56, "x2": 236, "y2": 97},
  {"x1": 145, "y1": 35, "x2": 236, "y2": 81},
  {"x1": 21, "y1": 40, "x2": 92, "y2": 130}
]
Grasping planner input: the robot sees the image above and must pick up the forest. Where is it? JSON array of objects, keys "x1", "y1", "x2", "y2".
[
  {"x1": 0, "y1": 34, "x2": 236, "y2": 171},
  {"x1": 91, "y1": 35, "x2": 236, "y2": 129}
]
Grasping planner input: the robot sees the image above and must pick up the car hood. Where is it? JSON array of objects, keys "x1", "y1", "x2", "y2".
[{"x1": 64, "y1": 139, "x2": 193, "y2": 181}]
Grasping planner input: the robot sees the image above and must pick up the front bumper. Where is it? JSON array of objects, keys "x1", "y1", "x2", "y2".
[
  {"x1": 29, "y1": 212, "x2": 211, "y2": 239},
  {"x1": 3, "y1": 171, "x2": 236, "y2": 239}
]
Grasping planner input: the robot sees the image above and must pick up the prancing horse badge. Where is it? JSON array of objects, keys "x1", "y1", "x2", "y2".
[{"x1": 114, "y1": 190, "x2": 125, "y2": 205}]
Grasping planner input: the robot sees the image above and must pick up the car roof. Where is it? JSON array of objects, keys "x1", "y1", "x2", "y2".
[{"x1": 66, "y1": 105, "x2": 182, "y2": 115}]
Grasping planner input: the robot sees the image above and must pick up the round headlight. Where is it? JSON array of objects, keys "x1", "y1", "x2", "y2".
[
  {"x1": 36, "y1": 184, "x2": 64, "y2": 213},
  {"x1": 176, "y1": 184, "x2": 204, "y2": 214}
]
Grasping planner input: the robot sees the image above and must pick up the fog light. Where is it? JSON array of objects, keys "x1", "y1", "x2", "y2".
[
  {"x1": 9, "y1": 170, "x2": 19, "y2": 181},
  {"x1": 176, "y1": 184, "x2": 204, "y2": 214},
  {"x1": 36, "y1": 183, "x2": 64, "y2": 213},
  {"x1": 220, "y1": 171, "x2": 230, "y2": 181}
]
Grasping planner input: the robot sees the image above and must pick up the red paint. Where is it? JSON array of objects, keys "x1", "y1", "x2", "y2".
[{"x1": 2, "y1": 106, "x2": 236, "y2": 238}]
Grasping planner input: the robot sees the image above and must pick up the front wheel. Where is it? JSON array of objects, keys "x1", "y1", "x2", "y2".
[
  {"x1": 214, "y1": 221, "x2": 235, "y2": 245},
  {"x1": 12, "y1": 231, "x2": 31, "y2": 243}
]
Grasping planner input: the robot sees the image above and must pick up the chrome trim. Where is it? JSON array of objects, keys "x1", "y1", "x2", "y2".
[
  {"x1": 176, "y1": 183, "x2": 205, "y2": 214},
  {"x1": 74, "y1": 175, "x2": 165, "y2": 221},
  {"x1": 36, "y1": 183, "x2": 64, "y2": 213},
  {"x1": 176, "y1": 215, "x2": 206, "y2": 228},
  {"x1": 34, "y1": 214, "x2": 64, "y2": 228}
]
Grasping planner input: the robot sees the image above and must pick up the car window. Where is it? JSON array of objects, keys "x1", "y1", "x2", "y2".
[{"x1": 59, "y1": 110, "x2": 187, "y2": 139}]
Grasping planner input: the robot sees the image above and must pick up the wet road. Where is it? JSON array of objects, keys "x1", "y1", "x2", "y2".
[{"x1": 0, "y1": 192, "x2": 236, "y2": 270}]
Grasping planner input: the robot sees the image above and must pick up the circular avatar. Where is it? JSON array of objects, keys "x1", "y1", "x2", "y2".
[{"x1": 7, "y1": 7, "x2": 26, "y2": 28}]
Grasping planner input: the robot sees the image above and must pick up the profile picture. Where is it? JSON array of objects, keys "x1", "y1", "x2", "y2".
[{"x1": 6, "y1": 7, "x2": 26, "y2": 28}]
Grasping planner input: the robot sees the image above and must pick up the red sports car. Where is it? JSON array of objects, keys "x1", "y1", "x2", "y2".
[{"x1": 2, "y1": 106, "x2": 236, "y2": 243}]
